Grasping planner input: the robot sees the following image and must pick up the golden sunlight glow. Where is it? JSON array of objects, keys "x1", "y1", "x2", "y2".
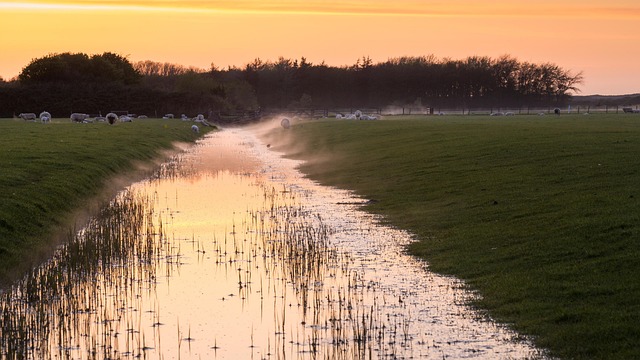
[
  {"x1": 3, "y1": 0, "x2": 640, "y2": 17},
  {"x1": 1, "y1": 0, "x2": 639, "y2": 94}
]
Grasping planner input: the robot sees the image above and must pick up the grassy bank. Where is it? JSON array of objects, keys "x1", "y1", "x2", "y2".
[
  {"x1": 262, "y1": 114, "x2": 640, "y2": 359},
  {"x1": 0, "y1": 118, "x2": 214, "y2": 285}
]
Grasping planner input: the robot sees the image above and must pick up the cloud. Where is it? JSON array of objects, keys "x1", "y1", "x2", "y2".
[{"x1": 2, "y1": 0, "x2": 639, "y2": 18}]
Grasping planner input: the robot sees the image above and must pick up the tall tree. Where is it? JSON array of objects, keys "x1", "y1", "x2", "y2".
[{"x1": 18, "y1": 52, "x2": 140, "y2": 85}]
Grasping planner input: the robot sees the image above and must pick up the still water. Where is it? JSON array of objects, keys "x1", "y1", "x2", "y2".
[{"x1": 1, "y1": 127, "x2": 547, "y2": 359}]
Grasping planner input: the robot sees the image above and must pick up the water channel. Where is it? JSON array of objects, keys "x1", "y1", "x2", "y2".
[{"x1": 1, "y1": 126, "x2": 548, "y2": 359}]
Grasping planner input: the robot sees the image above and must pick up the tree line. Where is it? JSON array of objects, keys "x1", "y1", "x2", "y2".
[{"x1": 0, "y1": 52, "x2": 583, "y2": 119}]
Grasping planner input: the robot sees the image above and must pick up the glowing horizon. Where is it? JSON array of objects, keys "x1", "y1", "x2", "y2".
[{"x1": 1, "y1": 0, "x2": 639, "y2": 94}]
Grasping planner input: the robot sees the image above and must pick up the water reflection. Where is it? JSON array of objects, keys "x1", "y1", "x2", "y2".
[{"x1": 1, "y1": 128, "x2": 548, "y2": 359}]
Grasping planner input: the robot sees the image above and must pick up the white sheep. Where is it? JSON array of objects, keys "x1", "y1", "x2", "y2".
[
  {"x1": 336, "y1": 114, "x2": 344, "y2": 119},
  {"x1": 19, "y1": 113, "x2": 37, "y2": 121},
  {"x1": 39, "y1": 111, "x2": 51, "y2": 123},
  {"x1": 106, "y1": 113, "x2": 118, "y2": 124},
  {"x1": 354, "y1": 110, "x2": 362, "y2": 119},
  {"x1": 163, "y1": 113, "x2": 174, "y2": 119},
  {"x1": 181, "y1": 114, "x2": 189, "y2": 121},
  {"x1": 193, "y1": 114, "x2": 205, "y2": 122},
  {"x1": 70, "y1": 113, "x2": 90, "y2": 122},
  {"x1": 191, "y1": 124, "x2": 199, "y2": 133},
  {"x1": 119, "y1": 115, "x2": 132, "y2": 122}
]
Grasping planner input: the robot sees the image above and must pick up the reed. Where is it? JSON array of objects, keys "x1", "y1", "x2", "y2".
[
  {"x1": 1, "y1": 126, "x2": 543, "y2": 359},
  {"x1": 261, "y1": 114, "x2": 640, "y2": 359},
  {"x1": 0, "y1": 118, "x2": 215, "y2": 285}
]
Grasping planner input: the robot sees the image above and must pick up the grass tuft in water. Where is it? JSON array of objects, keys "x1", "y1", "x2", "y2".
[
  {"x1": 261, "y1": 114, "x2": 640, "y2": 359},
  {"x1": 0, "y1": 117, "x2": 215, "y2": 284}
]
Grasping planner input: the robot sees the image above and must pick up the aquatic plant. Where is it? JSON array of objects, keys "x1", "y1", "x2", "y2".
[{"x1": 0, "y1": 129, "x2": 544, "y2": 359}]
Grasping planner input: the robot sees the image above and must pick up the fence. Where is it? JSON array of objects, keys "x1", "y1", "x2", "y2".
[
  {"x1": 222, "y1": 104, "x2": 640, "y2": 122},
  {"x1": 262, "y1": 104, "x2": 640, "y2": 118},
  {"x1": 381, "y1": 104, "x2": 640, "y2": 116}
]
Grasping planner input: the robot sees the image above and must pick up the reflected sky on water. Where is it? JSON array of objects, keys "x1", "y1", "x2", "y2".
[{"x1": 0, "y1": 127, "x2": 548, "y2": 359}]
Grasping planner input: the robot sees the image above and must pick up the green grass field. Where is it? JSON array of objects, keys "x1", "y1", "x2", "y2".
[
  {"x1": 0, "y1": 118, "x2": 214, "y2": 284},
  {"x1": 262, "y1": 114, "x2": 640, "y2": 359}
]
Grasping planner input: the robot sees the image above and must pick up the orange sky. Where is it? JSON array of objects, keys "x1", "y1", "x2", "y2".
[{"x1": 1, "y1": 0, "x2": 639, "y2": 94}]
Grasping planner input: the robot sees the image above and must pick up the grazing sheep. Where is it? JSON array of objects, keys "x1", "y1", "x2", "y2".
[
  {"x1": 505, "y1": 112, "x2": 515, "y2": 116},
  {"x1": 70, "y1": 113, "x2": 90, "y2": 122},
  {"x1": 19, "y1": 113, "x2": 37, "y2": 121},
  {"x1": 119, "y1": 115, "x2": 132, "y2": 122},
  {"x1": 280, "y1": 118, "x2": 291, "y2": 129},
  {"x1": 538, "y1": 112, "x2": 546, "y2": 116},
  {"x1": 336, "y1": 114, "x2": 344, "y2": 119},
  {"x1": 39, "y1": 111, "x2": 51, "y2": 123},
  {"x1": 106, "y1": 112, "x2": 118, "y2": 124},
  {"x1": 191, "y1": 124, "x2": 199, "y2": 133},
  {"x1": 95, "y1": 116, "x2": 106, "y2": 122},
  {"x1": 137, "y1": 115, "x2": 148, "y2": 119},
  {"x1": 163, "y1": 113, "x2": 174, "y2": 119},
  {"x1": 360, "y1": 114, "x2": 378, "y2": 120}
]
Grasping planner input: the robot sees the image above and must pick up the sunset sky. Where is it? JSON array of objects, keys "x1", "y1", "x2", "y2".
[{"x1": 1, "y1": 0, "x2": 639, "y2": 95}]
